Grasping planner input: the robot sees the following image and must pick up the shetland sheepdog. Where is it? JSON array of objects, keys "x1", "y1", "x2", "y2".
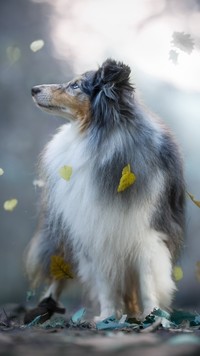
[{"x1": 24, "y1": 59, "x2": 185, "y2": 323}]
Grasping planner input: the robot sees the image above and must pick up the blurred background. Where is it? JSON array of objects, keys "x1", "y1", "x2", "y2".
[{"x1": 0, "y1": 0, "x2": 200, "y2": 310}]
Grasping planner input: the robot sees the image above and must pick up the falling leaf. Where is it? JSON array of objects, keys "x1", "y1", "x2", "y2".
[
  {"x1": 117, "y1": 164, "x2": 136, "y2": 192},
  {"x1": 50, "y1": 255, "x2": 73, "y2": 280},
  {"x1": 6, "y1": 46, "x2": 21, "y2": 63},
  {"x1": 169, "y1": 49, "x2": 179, "y2": 65},
  {"x1": 26, "y1": 290, "x2": 36, "y2": 302},
  {"x1": 173, "y1": 266, "x2": 183, "y2": 281},
  {"x1": 30, "y1": 39, "x2": 44, "y2": 52},
  {"x1": 33, "y1": 179, "x2": 45, "y2": 188},
  {"x1": 171, "y1": 32, "x2": 194, "y2": 54},
  {"x1": 58, "y1": 166, "x2": 72, "y2": 181},
  {"x1": 195, "y1": 261, "x2": 200, "y2": 282},
  {"x1": 3, "y1": 199, "x2": 18, "y2": 212},
  {"x1": 187, "y1": 192, "x2": 200, "y2": 208},
  {"x1": 0, "y1": 168, "x2": 4, "y2": 176}
]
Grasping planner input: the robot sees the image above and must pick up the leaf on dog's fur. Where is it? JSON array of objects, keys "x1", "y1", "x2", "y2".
[
  {"x1": 59, "y1": 166, "x2": 73, "y2": 181},
  {"x1": 195, "y1": 261, "x2": 200, "y2": 282},
  {"x1": 187, "y1": 192, "x2": 200, "y2": 208},
  {"x1": 30, "y1": 39, "x2": 44, "y2": 52},
  {"x1": 3, "y1": 199, "x2": 18, "y2": 212},
  {"x1": 50, "y1": 255, "x2": 73, "y2": 280},
  {"x1": 117, "y1": 164, "x2": 136, "y2": 192},
  {"x1": 0, "y1": 168, "x2": 4, "y2": 176},
  {"x1": 173, "y1": 266, "x2": 183, "y2": 281}
]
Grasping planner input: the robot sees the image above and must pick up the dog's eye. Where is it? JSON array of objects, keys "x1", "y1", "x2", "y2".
[{"x1": 70, "y1": 82, "x2": 79, "y2": 90}]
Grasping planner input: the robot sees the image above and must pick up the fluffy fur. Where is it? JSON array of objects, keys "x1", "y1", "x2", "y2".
[{"x1": 26, "y1": 59, "x2": 185, "y2": 321}]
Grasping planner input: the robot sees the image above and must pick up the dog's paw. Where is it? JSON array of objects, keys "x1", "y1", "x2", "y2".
[
  {"x1": 24, "y1": 296, "x2": 66, "y2": 325},
  {"x1": 94, "y1": 315, "x2": 104, "y2": 323},
  {"x1": 94, "y1": 311, "x2": 114, "y2": 323},
  {"x1": 136, "y1": 306, "x2": 159, "y2": 321},
  {"x1": 94, "y1": 309, "x2": 123, "y2": 323}
]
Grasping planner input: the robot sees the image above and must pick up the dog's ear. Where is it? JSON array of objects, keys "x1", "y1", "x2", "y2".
[
  {"x1": 90, "y1": 59, "x2": 133, "y2": 126},
  {"x1": 91, "y1": 59, "x2": 133, "y2": 100},
  {"x1": 100, "y1": 59, "x2": 131, "y2": 87},
  {"x1": 92, "y1": 59, "x2": 132, "y2": 96}
]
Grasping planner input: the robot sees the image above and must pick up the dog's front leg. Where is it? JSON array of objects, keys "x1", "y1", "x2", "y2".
[
  {"x1": 136, "y1": 235, "x2": 176, "y2": 320},
  {"x1": 137, "y1": 262, "x2": 159, "y2": 320},
  {"x1": 93, "y1": 276, "x2": 123, "y2": 322}
]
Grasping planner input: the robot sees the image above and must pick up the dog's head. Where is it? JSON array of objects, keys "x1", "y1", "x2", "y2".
[{"x1": 32, "y1": 59, "x2": 134, "y2": 131}]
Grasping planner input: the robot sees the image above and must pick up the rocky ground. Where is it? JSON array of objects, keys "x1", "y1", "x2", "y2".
[{"x1": 1, "y1": 304, "x2": 200, "y2": 356}]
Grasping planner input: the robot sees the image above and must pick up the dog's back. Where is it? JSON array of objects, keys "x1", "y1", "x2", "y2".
[{"x1": 25, "y1": 59, "x2": 185, "y2": 322}]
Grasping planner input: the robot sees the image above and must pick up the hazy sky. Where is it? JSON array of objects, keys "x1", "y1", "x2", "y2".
[{"x1": 34, "y1": 0, "x2": 200, "y2": 91}]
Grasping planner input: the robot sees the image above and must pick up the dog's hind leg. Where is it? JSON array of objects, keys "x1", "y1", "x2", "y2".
[
  {"x1": 42, "y1": 279, "x2": 66, "y2": 301},
  {"x1": 24, "y1": 212, "x2": 70, "y2": 324},
  {"x1": 24, "y1": 280, "x2": 67, "y2": 324},
  {"x1": 24, "y1": 233, "x2": 68, "y2": 324}
]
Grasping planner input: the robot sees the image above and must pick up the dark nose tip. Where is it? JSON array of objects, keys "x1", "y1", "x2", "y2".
[{"x1": 31, "y1": 86, "x2": 41, "y2": 96}]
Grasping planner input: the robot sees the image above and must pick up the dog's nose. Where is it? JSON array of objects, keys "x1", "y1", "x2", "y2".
[{"x1": 32, "y1": 86, "x2": 41, "y2": 96}]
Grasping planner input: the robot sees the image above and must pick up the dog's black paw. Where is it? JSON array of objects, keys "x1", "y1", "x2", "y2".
[{"x1": 24, "y1": 296, "x2": 66, "y2": 324}]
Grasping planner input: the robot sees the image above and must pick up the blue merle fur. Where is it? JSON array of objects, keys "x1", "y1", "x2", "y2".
[
  {"x1": 81, "y1": 59, "x2": 185, "y2": 260},
  {"x1": 34, "y1": 59, "x2": 185, "y2": 279}
]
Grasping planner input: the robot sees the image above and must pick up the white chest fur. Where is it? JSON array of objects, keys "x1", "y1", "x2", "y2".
[
  {"x1": 41, "y1": 123, "x2": 175, "y2": 318},
  {"x1": 43, "y1": 123, "x2": 164, "y2": 268}
]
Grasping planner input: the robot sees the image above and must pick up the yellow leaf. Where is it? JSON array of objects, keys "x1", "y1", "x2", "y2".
[
  {"x1": 30, "y1": 39, "x2": 44, "y2": 52},
  {"x1": 173, "y1": 266, "x2": 183, "y2": 281},
  {"x1": 117, "y1": 164, "x2": 136, "y2": 193},
  {"x1": 187, "y1": 192, "x2": 200, "y2": 208},
  {"x1": 50, "y1": 255, "x2": 73, "y2": 280},
  {"x1": 6, "y1": 46, "x2": 21, "y2": 63},
  {"x1": 59, "y1": 166, "x2": 73, "y2": 181},
  {"x1": 0, "y1": 168, "x2": 4, "y2": 176},
  {"x1": 3, "y1": 199, "x2": 18, "y2": 212},
  {"x1": 195, "y1": 261, "x2": 200, "y2": 282},
  {"x1": 32, "y1": 179, "x2": 45, "y2": 188}
]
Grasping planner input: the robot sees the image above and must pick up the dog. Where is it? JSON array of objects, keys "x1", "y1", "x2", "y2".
[{"x1": 24, "y1": 59, "x2": 185, "y2": 324}]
